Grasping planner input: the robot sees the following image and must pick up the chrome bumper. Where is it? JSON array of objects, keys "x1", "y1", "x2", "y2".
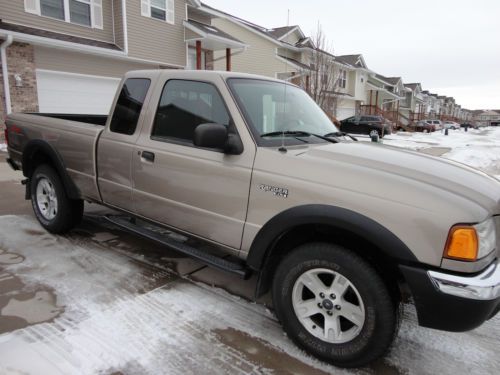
[{"x1": 428, "y1": 261, "x2": 500, "y2": 301}]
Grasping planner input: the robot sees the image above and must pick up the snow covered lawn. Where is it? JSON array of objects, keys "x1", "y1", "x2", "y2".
[{"x1": 363, "y1": 127, "x2": 500, "y2": 179}]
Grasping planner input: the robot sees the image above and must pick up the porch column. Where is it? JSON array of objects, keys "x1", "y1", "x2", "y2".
[
  {"x1": 196, "y1": 41, "x2": 202, "y2": 70},
  {"x1": 396, "y1": 100, "x2": 400, "y2": 124},
  {"x1": 306, "y1": 75, "x2": 310, "y2": 94},
  {"x1": 226, "y1": 48, "x2": 231, "y2": 71},
  {"x1": 375, "y1": 91, "x2": 379, "y2": 113},
  {"x1": 369, "y1": 90, "x2": 373, "y2": 114}
]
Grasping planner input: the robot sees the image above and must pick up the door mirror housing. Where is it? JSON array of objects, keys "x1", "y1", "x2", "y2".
[{"x1": 194, "y1": 123, "x2": 243, "y2": 155}]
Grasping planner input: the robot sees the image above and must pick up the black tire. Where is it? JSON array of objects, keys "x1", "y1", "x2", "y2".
[
  {"x1": 272, "y1": 243, "x2": 398, "y2": 368},
  {"x1": 30, "y1": 164, "x2": 83, "y2": 234}
]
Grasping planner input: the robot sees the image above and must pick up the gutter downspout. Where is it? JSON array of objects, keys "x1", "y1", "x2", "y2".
[
  {"x1": 121, "y1": 0, "x2": 128, "y2": 54},
  {"x1": 1, "y1": 34, "x2": 13, "y2": 115}
]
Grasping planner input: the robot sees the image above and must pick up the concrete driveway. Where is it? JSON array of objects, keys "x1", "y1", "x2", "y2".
[{"x1": 0, "y1": 153, "x2": 498, "y2": 375}]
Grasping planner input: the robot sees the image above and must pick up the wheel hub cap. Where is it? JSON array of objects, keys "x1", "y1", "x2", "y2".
[
  {"x1": 321, "y1": 299, "x2": 334, "y2": 310},
  {"x1": 36, "y1": 177, "x2": 58, "y2": 220},
  {"x1": 292, "y1": 268, "x2": 366, "y2": 344}
]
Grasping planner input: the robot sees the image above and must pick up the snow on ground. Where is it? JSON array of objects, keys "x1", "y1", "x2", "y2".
[
  {"x1": 0, "y1": 144, "x2": 6, "y2": 153},
  {"x1": 359, "y1": 127, "x2": 500, "y2": 179},
  {"x1": 0, "y1": 215, "x2": 499, "y2": 375}
]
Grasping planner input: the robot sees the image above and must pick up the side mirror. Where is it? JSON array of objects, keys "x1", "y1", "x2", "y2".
[{"x1": 194, "y1": 123, "x2": 243, "y2": 155}]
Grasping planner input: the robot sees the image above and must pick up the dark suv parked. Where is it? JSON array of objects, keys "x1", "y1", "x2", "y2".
[{"x1": 339, "y1": 115, "x2": 389, "y2": 137}]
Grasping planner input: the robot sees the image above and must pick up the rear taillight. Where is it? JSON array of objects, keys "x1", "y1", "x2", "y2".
[{"x1": 3, "y1": 127, "x2": 8, "y2": 146}]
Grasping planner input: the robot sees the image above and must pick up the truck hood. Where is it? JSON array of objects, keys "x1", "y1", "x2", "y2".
[{"x1": 300, "y1": 141, "x2": 500, "y2": 215}]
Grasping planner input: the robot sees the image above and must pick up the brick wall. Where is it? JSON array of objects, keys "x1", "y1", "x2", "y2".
[
  {"x1": 7, "y1": 42, "x2": 39, "y2": 115},
  {"x1": 0, "y1": 42, "x2": 39, "y2": 130}
]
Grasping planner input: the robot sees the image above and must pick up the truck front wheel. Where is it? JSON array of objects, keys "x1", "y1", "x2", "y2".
[
  {"x1": 272, "y1": 242, "x2": 398, "y2": 368},
  {"x1": 30, "y1": 164, "x2": 83, "y2": 234}
]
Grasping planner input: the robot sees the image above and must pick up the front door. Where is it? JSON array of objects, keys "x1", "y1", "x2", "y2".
[{"x1": 132, "y1": 78, "x2": 255, "y2": 250}]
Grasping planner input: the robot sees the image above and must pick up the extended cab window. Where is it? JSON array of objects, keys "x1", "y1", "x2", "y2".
[
  {"x1": 110, "y1": 78, "x2": 151, "y2": 135},
  {"x1": 152, "y1": 80, "x2": 230, "y2": 145}
]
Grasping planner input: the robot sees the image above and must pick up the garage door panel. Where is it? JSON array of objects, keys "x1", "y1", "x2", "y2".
[
  {"x1": 36, "y1": 70, "x2": 120, "y2": 114},
  {"x1": 336, "y1": 108, "x2": 356, "y2": 121}
]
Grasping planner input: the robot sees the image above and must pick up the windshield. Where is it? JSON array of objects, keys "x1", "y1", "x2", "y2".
[{"x1": 227, "y1": 78, "x2": 339, "y2": 146}]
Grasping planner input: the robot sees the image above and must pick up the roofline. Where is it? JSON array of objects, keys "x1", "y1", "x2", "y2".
[
  {"x1": 0, "y1": 29, "x2": 185, "y2": 68},
  {"x1": 277, "y1": 26, "x2": 305, "y2": 41},
  {"x1": 183, "y1": 20, "x2": 248, "y2": 49},
  {"x1": 275, "y1": 54, "x2": 307, "y2": 71},
  {"x1": 199, "y1": 4, "x2": 310, "y2": 53}
]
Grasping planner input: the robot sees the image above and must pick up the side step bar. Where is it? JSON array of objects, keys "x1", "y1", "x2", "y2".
[{"x1": 104, "y1": 215, "x2": 251, "y2": 279}]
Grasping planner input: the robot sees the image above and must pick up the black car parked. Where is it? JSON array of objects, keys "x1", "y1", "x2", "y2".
[{"x1": 339, "y1": 115, "x2": 389, "y2": 138}]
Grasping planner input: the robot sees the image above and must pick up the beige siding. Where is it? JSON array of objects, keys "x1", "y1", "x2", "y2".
[
  {"x1": 0, "y1": 0, "x2": 114, "y2": 43},
  {"x1": 113, "y1": 0, "x2": 124, "y2": 48},
  {"x1": 212, "y1": 18, "x2": 290, "y2": 78},
  {"x1": 34, "y1": 46, "x2": 154, "y2": 77},
  {"x1": 126, "y1": 0, "x2": 186, "y2": 66}
]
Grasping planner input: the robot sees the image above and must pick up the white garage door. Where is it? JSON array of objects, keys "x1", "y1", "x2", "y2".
[
  {"x1": 336, "y1": 107, "x2": 356, "y2": 121},
  {"x1": 36, "y1": 70, "x2": 121, "y2": 114}
]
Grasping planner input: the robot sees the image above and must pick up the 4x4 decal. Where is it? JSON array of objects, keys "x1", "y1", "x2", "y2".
[{"x1": 258, "y1": 184, "x2": 289, "y2": 198}]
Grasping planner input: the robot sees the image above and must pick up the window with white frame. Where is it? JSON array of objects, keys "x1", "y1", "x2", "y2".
[
  {"x1": 141, "y1": 0, "x2": 175, "y2": 24},
  {"x1": 338, "y1": 69, "x2": 347, "y2": 89},
  {"x1": 25, "y1": 0, "x2": 103, "y2": 28}
]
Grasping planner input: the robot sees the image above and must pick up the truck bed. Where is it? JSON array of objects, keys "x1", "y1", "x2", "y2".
[{"x1": 5, "y1": 112, "x2": 104, "y2": 201}]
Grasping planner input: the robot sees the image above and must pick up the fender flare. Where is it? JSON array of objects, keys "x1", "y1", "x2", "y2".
[
  {"x1": 22, "y1": 139, "x2": 81, "y2": 200},
  {"x1": 247, "y1": 204, "x2": 418, "y2": 271}
]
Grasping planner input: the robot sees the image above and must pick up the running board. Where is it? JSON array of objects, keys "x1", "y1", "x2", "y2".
[{"x1": 104, "y1": 215, "x2": 251, "y2": 279}]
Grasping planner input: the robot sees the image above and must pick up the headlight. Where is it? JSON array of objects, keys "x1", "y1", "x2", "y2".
[
  {"x1": 475, "y1": 218, "x2": 496, "y2": 259},
  {"x1": 444, "y1": 218, "x2": 496, "y2": 261}
]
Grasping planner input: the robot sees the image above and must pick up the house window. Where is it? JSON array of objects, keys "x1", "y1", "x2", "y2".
[
  {"x1": 40, "y1": 0, "x2": 65, "y2": 20},
  {"x1": 338, "y1": 70, "x2": 347, "y2": 89},
  {"x1": 141, "y1": 0, "x2": 175, "y2": 24},
  {"x1": 69, "y1": 0, "x2": 91, "y2": 26},
  {"x1": 26, "y1": 0, "x2": 102, "y2": 29}
]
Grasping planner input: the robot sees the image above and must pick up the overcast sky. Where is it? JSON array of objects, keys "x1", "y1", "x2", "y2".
[{"x1": 205, "y1": 0, "x2": 499, "y2": 109}]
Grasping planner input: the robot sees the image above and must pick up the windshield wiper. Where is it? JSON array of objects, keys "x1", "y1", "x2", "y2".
[
  {"x1": 324, "y1": 131, "x2": 358, "y2": 141},
  {"x1": 261, "y1": 130, "x2": 339, "y2": 144}
]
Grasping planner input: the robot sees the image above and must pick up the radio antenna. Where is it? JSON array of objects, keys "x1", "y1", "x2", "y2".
[{"x1": 278, "y1": 9, "x2": 290, "y2": 153}]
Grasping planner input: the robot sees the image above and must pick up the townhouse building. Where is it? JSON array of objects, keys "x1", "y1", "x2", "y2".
[
  {"x1": 0, "y1": 0, "x2": 244, "y2": 118},
  {"x1": 473, "y1": 110, "x2": 500, "y2": 126},
  {"x1": 0, "y1": 1, "x2": 483, "y2": 128}
]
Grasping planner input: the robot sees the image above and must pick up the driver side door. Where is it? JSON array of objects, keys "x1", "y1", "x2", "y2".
[{"x1": 132, "y1": 78, "x2": 256, "y2": 250}]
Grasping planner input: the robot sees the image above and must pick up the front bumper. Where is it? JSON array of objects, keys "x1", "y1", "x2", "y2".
[{"x1": 400, "y1": 261, "x2": 500, "y2": 332}]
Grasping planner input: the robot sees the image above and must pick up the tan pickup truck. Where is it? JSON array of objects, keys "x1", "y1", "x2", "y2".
[{"x1": 5, "y1": 70, "x2": 500, "y2": 367}]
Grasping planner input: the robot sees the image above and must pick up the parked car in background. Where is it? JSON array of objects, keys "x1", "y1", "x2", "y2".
[
  {"x1": 413, "y1": 120, "x2": 436, "y2": 132},
  {"x1": 443, "y1": 121, "x2": 460, "y2": 130},
  {"x1": 460, "y1": 123, "x2": 477, "y2": 129},
  {"x1": 339, "y1": 115, "x2": 389, "y2": 137}
]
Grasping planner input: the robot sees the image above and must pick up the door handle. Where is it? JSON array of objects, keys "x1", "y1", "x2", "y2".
[{"x1": 141, "y1": 151, "x2": 155, "y2": 162}]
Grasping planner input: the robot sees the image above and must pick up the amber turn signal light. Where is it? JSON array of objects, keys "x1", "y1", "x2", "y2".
[{"x1": 444, "y1": 225, "x2": 478, "y2": 261}]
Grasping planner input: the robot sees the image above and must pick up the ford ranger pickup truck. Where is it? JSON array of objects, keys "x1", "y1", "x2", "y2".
[{"x1": 4, "y1": 70, "x2": 500, "y2": 368}]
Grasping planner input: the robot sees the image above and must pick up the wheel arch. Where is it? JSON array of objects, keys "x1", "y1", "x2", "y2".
[
  {"x1": 247, "y1": 204, "x2": 418, "y2": 298},
  {"x1": 22, "y1": 139, "x2": 81, "y2": 200}
]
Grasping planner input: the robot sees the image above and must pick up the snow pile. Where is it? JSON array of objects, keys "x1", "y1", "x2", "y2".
[
  {"x1": 375, "y1": 127, "x2": 500, "y2": 178},
  {"x1": 0, "y1": 143, "x2": 7, "y2": 152}
]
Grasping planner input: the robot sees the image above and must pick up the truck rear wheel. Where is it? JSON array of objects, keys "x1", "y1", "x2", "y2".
[
  {"x1": 30, "y1": 164, "x2": 83, "y2": 234},
  {"x1": 272, "y1": 242, "x2": 398, "y2": 368}
]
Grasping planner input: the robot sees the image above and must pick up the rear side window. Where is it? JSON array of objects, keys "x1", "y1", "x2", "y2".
[
  {"x1": 151, "y1": 80, "x2": 230, "y2": 144},
  {"x1": 110, "y1": 78, "x2": 151, "y2": 135}
]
